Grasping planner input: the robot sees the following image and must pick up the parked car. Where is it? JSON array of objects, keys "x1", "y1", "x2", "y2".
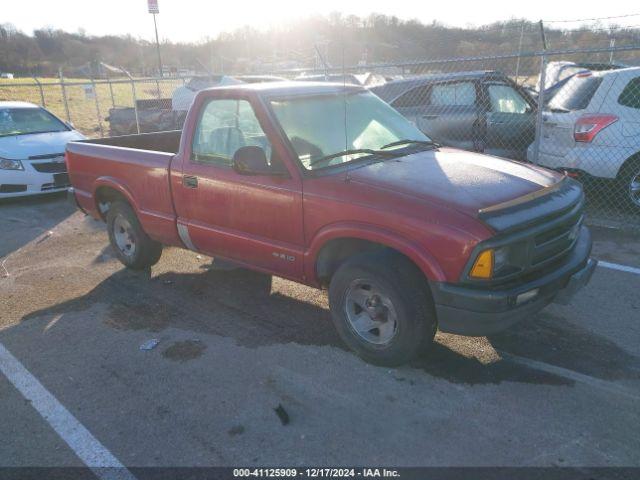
[
  {"x1": 525, "y1": 61, "x2": 626, "y2": 105},
  {"x1": 295, "y1": 72, "x2": 387, "y2": 87},
  {"x1": 527, "y1": 67, "x2": 640, "y2": 211},
  {"x1": 536, "y1": 61, "x2": 626, "y2": 95},
  {"x1": 370, "y1": 71, "x2": 537, "y2": 160},
  {"x1": 0, "y1": 101, "x2": 85, "y2": 198},
  {"x1": 67, "y1": 82, "x2": 596, "y2": 366}
]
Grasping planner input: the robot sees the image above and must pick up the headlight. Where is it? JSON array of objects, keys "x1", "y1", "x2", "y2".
[
  {"x1": 0, "y1": 158, "x2": 24, "y2": 170},
  {"x1": 493, "y1": 246, "x2": 510, "y2": 274}
]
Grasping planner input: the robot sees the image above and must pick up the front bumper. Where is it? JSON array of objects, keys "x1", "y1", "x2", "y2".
[
  {"x1": 0, "y1": 164, "x2": 70, "y2": 198},
  {"x1": 431, "y1": 226, "x2": 596, "y2": 336}
]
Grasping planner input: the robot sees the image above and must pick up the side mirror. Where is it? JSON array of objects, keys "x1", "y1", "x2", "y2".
[{"x1": 232, "y1": 146, "x2": 273, "y2": 176}]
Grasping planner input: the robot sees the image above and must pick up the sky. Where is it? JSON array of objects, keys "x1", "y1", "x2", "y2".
[{"x1": 5, "y1": 0, "x2": 640, "y2": 42}]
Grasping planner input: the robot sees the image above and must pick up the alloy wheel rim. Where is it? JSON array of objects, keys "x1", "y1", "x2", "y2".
[
  {"x1": 344, "y1": 280, "x2": 398, "y2": 346},
  {"x1": 113, "y1": 215, "x2": 136, "y2": 258}
]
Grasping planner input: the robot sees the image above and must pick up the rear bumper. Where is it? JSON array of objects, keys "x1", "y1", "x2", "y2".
[
  {"x1": 528, "y1": 143, "x2": 634, "y2": 180},
  {"x1": 431, "y1": 226, "x2": 596, "y2": 336}
]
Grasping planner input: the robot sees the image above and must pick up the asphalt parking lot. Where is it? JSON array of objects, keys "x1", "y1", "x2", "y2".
[{"x1": 0, "y1": 193, "x2": 639, "y2": 471}]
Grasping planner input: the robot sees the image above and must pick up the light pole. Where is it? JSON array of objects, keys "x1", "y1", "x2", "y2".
[{"x1": 148, "y1": 0, "x2": 163, "y2": 77}]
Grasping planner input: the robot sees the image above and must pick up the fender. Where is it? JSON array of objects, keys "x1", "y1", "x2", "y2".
[
  {"x1": 305, "y1": 221, "x2": 446, "y2": 285},
  {"x1": 93, "y1": 176, "x2": 139, "y2": 217}
]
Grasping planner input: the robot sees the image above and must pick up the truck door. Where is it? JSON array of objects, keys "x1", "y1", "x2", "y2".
[
  {"x1": 483, "y1": 82, "x2": 536, "y2": 160},
  {"x1": 173, "y1": 96, "x2": 304, "y2": 279}
]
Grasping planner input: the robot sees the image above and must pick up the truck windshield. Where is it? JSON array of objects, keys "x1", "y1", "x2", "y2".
[
  {"x1": 269, "y1": 91, "x2": 430, "y2": 170},
  {"x1": 0, "y1": 107, "x2": 69, "y2": 137}
]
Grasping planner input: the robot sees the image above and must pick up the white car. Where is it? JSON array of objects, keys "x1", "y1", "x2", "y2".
[
  {"x1": 0, "y1": 102, "x2": 85, "y2": 198},
  {"x1": 527, "y1": 67, "x2": 640, "y2": 210}
]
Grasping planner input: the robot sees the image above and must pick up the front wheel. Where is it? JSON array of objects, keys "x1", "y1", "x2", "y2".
[
  {"x1": 106, "y1": 201, "x2": 163, "y2": 269},
  {"x1": 328, "y1": 251, "x2": 436, "y2": 366}
]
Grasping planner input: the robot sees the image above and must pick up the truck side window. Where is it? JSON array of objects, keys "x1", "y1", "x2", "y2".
[{"x1": 192, "y1": 99, "x2": 272, "y2": 166}]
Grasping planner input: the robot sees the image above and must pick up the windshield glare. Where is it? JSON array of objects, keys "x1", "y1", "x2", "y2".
[
  {"x1": 269, "y1": 91, "x2": 430, "y2": 170},
  {"x1": 0, "y1": 107, "x2": 68, "y2": 137}
]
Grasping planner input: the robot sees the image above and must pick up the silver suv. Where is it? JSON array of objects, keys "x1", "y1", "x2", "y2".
[{"x1": 528, "y1": 67, "x2": 640, "y2": 211}]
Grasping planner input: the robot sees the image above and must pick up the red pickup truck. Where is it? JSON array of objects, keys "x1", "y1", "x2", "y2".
[{"x1": 66, "y1": 82, "x2": 597, "y2": 366}]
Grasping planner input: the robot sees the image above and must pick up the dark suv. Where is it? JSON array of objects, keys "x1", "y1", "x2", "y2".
[{"x1": 370, "y1": 71, "x2": 537, "y2": 160}]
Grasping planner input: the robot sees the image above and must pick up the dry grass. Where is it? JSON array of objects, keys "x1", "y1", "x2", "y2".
[{"x1": 0, "y1": 77, "x2": 184, "y2": 137}]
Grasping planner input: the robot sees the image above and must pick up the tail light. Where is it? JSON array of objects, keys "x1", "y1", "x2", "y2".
[{"x1": 574, "y1": 114, "x2": 618, "y2": 142}]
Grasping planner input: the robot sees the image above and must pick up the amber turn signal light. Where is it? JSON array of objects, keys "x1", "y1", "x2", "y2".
[{"x1": 470, "y1": 249, "x2": 494, "y2": 279}]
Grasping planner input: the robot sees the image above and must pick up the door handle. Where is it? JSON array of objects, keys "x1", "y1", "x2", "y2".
[
  {"x1": 421, "y1": 114, "x2": 438, "y2": 119},
  {"x1": 183, "y1": 175, "x2": 198, "y2": 188},
  {"x1": 488, "y1": 120, "x2": 506, "y2": 125}
]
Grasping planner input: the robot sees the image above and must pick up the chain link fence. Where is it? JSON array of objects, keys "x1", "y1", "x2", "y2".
[
  {"x1": 0, "y1": 75, "x2": 188, "y2": 138},
  {"x1": 1, "y1": 44, "x2": 639, "y2": 227}
]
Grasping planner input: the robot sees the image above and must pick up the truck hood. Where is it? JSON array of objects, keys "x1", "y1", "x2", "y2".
[
  {"x1": 0, "y1": 130, "x2": 85, "y2": 160},
  {"x1": 347, "y1": 148, "x2": 562, "y2": 217}
]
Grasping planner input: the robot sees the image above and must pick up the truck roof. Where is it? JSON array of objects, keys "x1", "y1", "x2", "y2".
[{"x1": 200, "y1": 81, "x2": 366, "y2": 98}]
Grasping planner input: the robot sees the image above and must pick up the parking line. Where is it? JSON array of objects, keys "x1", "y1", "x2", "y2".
[
  {"x1": 499, "y1": 351, "x2": 640, "y2": 401},
  {"x1": 597, "y1": 260, "x2": 640, "y2": 276},
  {"x1": 0, "y1": 342, "x2": 137, "y2": 480}
]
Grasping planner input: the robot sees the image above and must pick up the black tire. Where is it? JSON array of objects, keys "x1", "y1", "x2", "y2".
[
  {"x1": 106, "y1": 201, "x2": 163, "y2": 269},
  {"x1": 619, "y1": 157, "x2": 640, "y2": 212},
  {"x1": 328, "y1": 250, "x2": 437, "y2": 367}
]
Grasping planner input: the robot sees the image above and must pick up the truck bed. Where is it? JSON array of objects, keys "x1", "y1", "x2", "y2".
[{"x1": 66, "y1": 130, "x2": 182, "y2": 245}]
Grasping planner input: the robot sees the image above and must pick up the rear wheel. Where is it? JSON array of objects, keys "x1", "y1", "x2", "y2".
[
  {"x1": 328, "y1": 251, "x2": 436, "y2": 366},
  {"x1": 106, "y1": 201, "x2": 163, "y2": 269},
  {"x1": 620, "y1": 158, "x2": 640, "y2": 212}
]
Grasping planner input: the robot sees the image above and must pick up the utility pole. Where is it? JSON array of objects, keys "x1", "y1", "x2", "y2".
[
  {"x1": 147, "y1": 0, "x2": 163, "y2": 77},
  {"x1": 153, "y1": 14, "x2": 163, "y2": 77},
  {"x1": 609, "y1": 37, "x2": 616, "y2": 63},
  {"x1": 532, "y1": 20, "x2": 548, "y2": 166},
  {"x1": 514, "y1": 22, "x2": 525, "y2": 85}
]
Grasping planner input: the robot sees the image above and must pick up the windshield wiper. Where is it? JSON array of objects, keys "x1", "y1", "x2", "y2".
[
  {"x1": 308, "y1": 148, "x2": 396, "y2": 167},
  {"x1": 380, "y1": 139, "x2": 440, "y2": 150}
]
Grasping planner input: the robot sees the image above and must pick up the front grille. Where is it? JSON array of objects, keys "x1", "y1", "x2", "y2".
[
  {"x1": 32, "y1": 161, "x2": 67, "y2": 173},
  {"x1": 28, "y1": 153, "x2": 65, "y2": 160},
  {"x1": 0, "y1": 184, "x2": 27, "y2": 193},
  {"x1": 531, "y1": 211, "x2": 583, "y2": 267},
  {"x1": 467, "y1": 179, "x2": 586, "y2": 288}
]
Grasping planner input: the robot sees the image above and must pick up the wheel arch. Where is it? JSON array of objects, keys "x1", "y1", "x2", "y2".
[
  {"x1": 93, "y1": 178, "x2": 138, "y2": 221},
  {"x1": 308, "y1": 224, "x2": 446, "y2": 287},
  {"x1": 618, "y1": 151, "x2": 640, "y2": 179}
]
